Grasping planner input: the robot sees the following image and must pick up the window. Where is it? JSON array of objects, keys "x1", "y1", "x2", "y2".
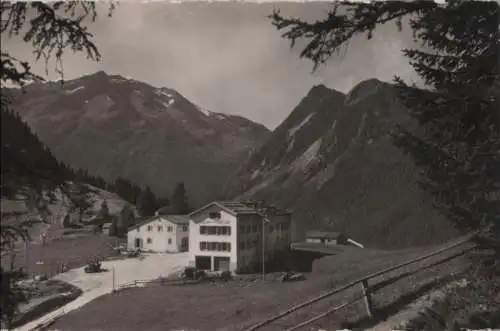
[
  {"x1": 199, "y1": 241, "x2": 231, "y2": 252},
  {"x1": 200, "y1": 226, "x2": 231, "y2": 236},
  {"x1": 146, "y1": 237, "x2": 152, "y2": 244},
  {"x1": 252, "y1": 225, "x2": 257, "y2": 233},
  {"x1": 240, "y1": 225, "x2": 246, "y2": 234},
  {"x1": 182, "y1": 225, "x2": 188, "y2": 232},
  {"x1": 216, "y1": 226, "x2": 231, "y2": 236},
  {"x1": 167, "y1": 226, "x2": 173, "y2": 232},
  {"x1": 209, "y1": 211, "x2": 221, "y2": 219},
  {"x1": 168, "y1": 238, "x2": 172, "y2": 244},
  {"x1": 147, "y1": 225, "x2": 153, "y2": 232},
  {"x1": 157, "y1": 225, "x2": 163, "y2": 232},
  {"x1": 239, "y1": 242, "x2": 246, "y2": 250}
]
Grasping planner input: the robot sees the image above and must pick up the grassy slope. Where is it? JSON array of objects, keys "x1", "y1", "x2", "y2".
[
  {"x1": 48, "y1": 236, "x2": 474, "y2": 331},
  {"x1": 1, "y1": 185, "x2": 128, "y2": 277}
]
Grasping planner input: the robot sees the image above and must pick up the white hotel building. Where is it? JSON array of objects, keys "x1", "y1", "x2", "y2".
[{"x1": 188, "y1": 201, "x2": 292, "y2": 273}]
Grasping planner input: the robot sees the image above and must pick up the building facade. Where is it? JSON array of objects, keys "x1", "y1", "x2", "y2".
[
  {"x1": 188, "y1": 201, "x2": 292, "y2": 273},
  {"x1": 127, "y1": 215, "x2": 189, "y2": 253}
]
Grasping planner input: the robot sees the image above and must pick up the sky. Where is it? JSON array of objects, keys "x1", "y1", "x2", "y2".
[{"x1": 3, "y1": 2, "x2": 421, "y2": 129}]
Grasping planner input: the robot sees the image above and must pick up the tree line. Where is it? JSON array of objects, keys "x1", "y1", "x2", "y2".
[
  {"x1": 1, "y1": 105, "x2": 181, "y2": 212},
  {"x1": 1, "y1": 104, "x2": 191, "y2": 222},
  {"x1": 102, "y1": 181, "x2": 191, "y2": 238}
]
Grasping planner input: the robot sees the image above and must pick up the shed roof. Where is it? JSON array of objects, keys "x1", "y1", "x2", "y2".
[{"x1": 306, "y1": 230, "x2": 345, "y2": 239}]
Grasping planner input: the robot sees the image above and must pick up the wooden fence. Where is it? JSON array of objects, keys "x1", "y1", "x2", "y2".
[
  {"x1": 116, "y1": 277, "x2": 203, "y2": 291},
  {"x1": 244, "y1": 232, "x2": 478, "y2": 331}
]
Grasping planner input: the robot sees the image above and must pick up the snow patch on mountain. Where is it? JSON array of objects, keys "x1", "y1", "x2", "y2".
[
  {"x1": 288, "y1": 113, "x2": 314, "y2": 137},
  {"x1": 161, "y1": 99, "x2": 175, "y2": 109},
  {"x1": 290, "y1": 138, "x2": 322, "y2": 172},
  {"x1": 65, "y1": 86, "x2": 84, "y2": 94},
  {"x1": 198, "y1": 107, "x2": 212, "y2": 117},
  {"x1": 287, "y1": 137, "x2": 295, "y2": 153},
  {"x1": 356, "y1": 113, "x2": 367, "y2": 139},
  {"x1": 313, "y1": 150, "x2": 347, "y2": 189},
  {"x1": 154, "y1": 89, "x2": 174, "y2": 99},
  {"x1": 110, "y1": 78, "x2": 127, "y2": 84}
]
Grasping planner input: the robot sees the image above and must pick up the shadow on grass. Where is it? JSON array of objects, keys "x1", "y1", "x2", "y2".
[{"x1": 340, "y1": 274, "x2": 457, "y2": 330}]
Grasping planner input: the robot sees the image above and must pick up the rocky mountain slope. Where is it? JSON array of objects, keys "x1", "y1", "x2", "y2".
[
  {"x1": 8, "y1": 71, "x2": 269, "y2": 206},
  {"x1": 224, "y1": 79, "x2": 459, "y2": 249}
]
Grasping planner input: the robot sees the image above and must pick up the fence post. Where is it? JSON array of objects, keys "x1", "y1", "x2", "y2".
[
  {"x1": 112, "y1": 267, "x2": 116, "y2": 291},
  {"x1": 361, "y1": 279, "x2": 374, "y2": 318}
]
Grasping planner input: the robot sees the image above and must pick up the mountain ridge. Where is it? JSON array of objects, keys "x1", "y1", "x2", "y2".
[
  {"x1": 224, "y1": 79, "x2": 459, "y2": 249},
  {"x1": 8, "y1": 71, "x2": 270, "y2": 206}
]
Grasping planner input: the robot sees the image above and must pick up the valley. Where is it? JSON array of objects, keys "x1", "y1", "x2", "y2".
[{"x1": 2, "y1": 1, "x2": 497, "y2": 331}]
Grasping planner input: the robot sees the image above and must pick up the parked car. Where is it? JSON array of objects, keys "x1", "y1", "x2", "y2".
[{"x1": 280, "y1": 271, "x2": 305, "y2": 282}]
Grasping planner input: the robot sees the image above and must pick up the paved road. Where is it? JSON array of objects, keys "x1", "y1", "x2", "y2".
[{"x1": 13, "y1": 253, "x2": 188, "y2": 331}]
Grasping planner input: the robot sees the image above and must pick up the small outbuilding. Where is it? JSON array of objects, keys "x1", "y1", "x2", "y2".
[
  {"x1": 305, "y1": 230, "x2": 348, "y2": 245},
  {"x1": 127, "y1": 214, "x2": 189, "y2": 253}
]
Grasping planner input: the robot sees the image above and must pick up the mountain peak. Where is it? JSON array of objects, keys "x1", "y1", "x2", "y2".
[
  {"x1": 80, "y1": 70, "x2": 109, "y2": 80},
  {"x1": 345, "y1": 78, "x2": 385, "y2": 104},
  {"x1": 308, "y1": 84, "x2": 343, "y2": 97}
]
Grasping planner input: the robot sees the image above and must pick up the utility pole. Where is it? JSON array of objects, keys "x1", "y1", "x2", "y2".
[
  {"x1": 24, "y1": 240, "x2": 28, "y2": 271},
  {"x1": 261, "y1": 213, "x2": 270, "y2": 281},
  {"x1": 262, "y1": 216, "x2": 265, "y2": 281}
]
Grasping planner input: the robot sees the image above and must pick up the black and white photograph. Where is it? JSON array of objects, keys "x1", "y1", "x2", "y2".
[{"x1": 1, "y1": 1, "x2": 498, "y2": 330}]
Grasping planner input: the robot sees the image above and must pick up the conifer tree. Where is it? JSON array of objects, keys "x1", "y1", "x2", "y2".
[
  {"x1": 171, "y1": 182, "x2": 190, "y2": 214},
  {"x1": 116, "y1": 203, "x2": 136, "y2": 237},
  {"x1": 136, "y1": 186, "x2": 157, "y2": 217},
  {"x1": 270, "y1": 0, "x2": 499, "y2": 269}
]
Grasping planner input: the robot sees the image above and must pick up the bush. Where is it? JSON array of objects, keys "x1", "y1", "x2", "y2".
[
  {"x1": 194, "y1": 269, "x2": 206, "y2": 280},
  {"x1": 219, "y1": 270, "x2": 232, "y2": 281},
  {"x1": 182, "y1": 267, "x2": 196, "y2": 279}
]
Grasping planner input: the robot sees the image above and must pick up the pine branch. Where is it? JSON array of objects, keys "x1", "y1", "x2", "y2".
[
  {"x1": 1, "y1": 1, "x2": 115, "y2": 87},
  {"x1": 269, "y1": 1, "x2": 437, "y2": 69}
]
